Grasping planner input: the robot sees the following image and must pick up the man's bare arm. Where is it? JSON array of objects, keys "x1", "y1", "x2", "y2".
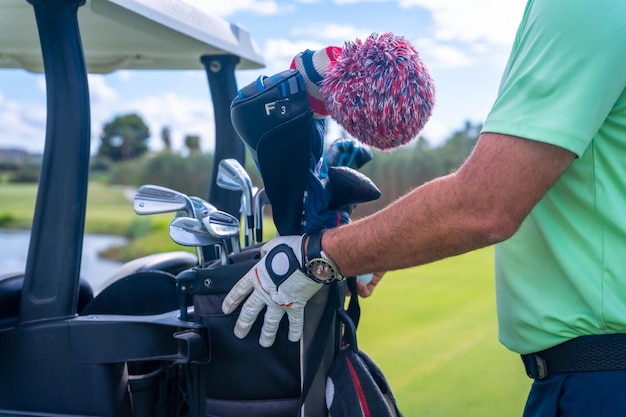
[{"x1": 323, "y1": 132, "x2": 576, "y2": 277}]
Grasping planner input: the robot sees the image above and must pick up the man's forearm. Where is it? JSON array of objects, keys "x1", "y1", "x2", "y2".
[
  {"x1": 321, "y1": 133, "x2": 576, "y2": 277},
  {"x1": 322, "y1": 173, "x2": 498, "y2": 276}
]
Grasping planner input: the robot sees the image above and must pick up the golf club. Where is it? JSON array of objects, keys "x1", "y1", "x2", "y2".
[
  {"x1": 169, "y1": 217, "x2": 228, "y2": 266},
  {"x1": 190, "y1": 196, "x2": 215, "y2": 216},
  {"x1": 253, "y1": 188, "x2": 271, "y2": 243},
  {"x1": 191, "y1": 196, "x2": 242, "y2": 254},
  {"x1": 135, "y1": 184, "x2": 204, "y2": 265},
  {"x1": 200, "y1": 209, "x2": 241, "y2": 254},
  {"x1": 216, "y1": 158, "x2": 255, "y2": 247},
  {"x1": 134, "y1": 184, "x2": 194, "y2": 216}
]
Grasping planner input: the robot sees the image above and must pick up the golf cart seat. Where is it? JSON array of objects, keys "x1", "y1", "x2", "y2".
[
  {"x1": 101, "y1": 251, "x2": 198, "y2": 287},
  {"x1": 0, "y1": 272, "x2": 94, "y2": 328},
  {"x1": 79, "y1": 252, "x2": 197, "y2": 316},
  {"x1": 80, "y1": 270, "x2": 180, "y2": 316}
]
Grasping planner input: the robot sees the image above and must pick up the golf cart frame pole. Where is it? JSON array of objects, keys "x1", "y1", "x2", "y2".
[
  {"x1": 201, "y1": 54, "x2": 245, "y2": 260},
  {"x1": 20, "y1": 0, "x2": 90, "y2": 324},
  {"x1": 201, "y1": 54, "x2": 245, "y2": 217}
]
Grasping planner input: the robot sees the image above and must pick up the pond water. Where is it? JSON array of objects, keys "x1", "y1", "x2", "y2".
[{"x1": 0, "y1": 229, "x2": 127, "y2": 293}]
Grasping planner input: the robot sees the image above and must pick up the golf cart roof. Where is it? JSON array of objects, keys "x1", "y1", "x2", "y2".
[{"x1": 0, "y1": 0, "x2": 265, "y2": 73}]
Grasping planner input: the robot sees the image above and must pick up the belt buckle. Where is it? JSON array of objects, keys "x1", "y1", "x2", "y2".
[{"x1": 523, "y1": 354, "x2": 549, "y2": 380}]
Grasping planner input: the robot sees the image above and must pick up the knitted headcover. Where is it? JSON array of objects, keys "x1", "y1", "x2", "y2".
[
  {"x1": 298, "y1": 32, "x2": 436, "y2": 151},
  {"x1": 290, "y1": 46, "x2": 342, "y2": 119}
]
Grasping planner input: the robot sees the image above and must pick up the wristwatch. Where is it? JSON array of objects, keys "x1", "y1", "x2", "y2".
[{"x1": 304, "y1": 230, "x2": 343, "y2": 284}]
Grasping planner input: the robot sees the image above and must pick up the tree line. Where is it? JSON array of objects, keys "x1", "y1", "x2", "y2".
[
  {"x1": 354, "y1": 121, "x2": 480, "y2": 215},
  {"x1": 2, "y1": 112, "x2": 481, "y2": 218},
  {"x1": 94, "y1": 113, "x2": 481, "y2": 217}
]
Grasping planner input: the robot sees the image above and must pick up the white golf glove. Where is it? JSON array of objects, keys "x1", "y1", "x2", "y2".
[{"x1": 222, "y1": 236, "x2": 323, "y2": 348}]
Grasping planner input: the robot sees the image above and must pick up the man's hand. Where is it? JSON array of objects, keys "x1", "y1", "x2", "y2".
[
  {"x1": 356, "y1": 271, "x2": 385, "y2": 298},
  {"x1": 222, "y1": 236, "x2": 323, "y2": 348}
]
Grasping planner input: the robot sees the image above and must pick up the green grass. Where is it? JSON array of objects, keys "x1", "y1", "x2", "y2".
[
  {"x1": 357, "y1": 247, "x2": 531, "y2": 416},
  {"x1": 0, "y1": 182, "x2": 136, "y2": 233},
  {"x1": 0, "y1": 182, "x2": 277, "y2": 262},
  {"x1": 0, "y1": 182, "x2": 186, "y2": 260},
  {"x1": 85, "y1": 182, "x2": 138, "y2": 235},
  {"x1": 0, "y1": 183, "x2": 37, "y2": 228}
]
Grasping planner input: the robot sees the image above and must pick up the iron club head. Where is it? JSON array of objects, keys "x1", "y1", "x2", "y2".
[
  {"x1": 169, "y1": 217, "x2": 228, "y2": 265},
  {"x1": 216, "y1": 158, "x2": 255, "y2": 246},
  {"x1": 134, "y1": 184, "x2": 193, "y2": 215}
]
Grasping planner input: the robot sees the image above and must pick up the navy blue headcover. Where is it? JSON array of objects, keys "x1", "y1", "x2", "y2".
[
  {"x1": 231, "y1": 69, "x2": 314, "y2": 235},
  {"x1": 231, "y1": 69, "x2": 380, "y2": 235}
]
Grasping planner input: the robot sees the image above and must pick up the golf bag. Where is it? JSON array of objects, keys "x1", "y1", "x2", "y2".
[
  {"x1": 186, "y1": 249, "x2": 339, "y2": 417},
  {"x1": 188, "y1": 68, "x2": 343, "y2": 417},
  {"x1": 188, "y1": 254, "x2": 401, "y2": 417},
  {"x1": 185, "y1": 67, "x2": 396, "y2": 417}
]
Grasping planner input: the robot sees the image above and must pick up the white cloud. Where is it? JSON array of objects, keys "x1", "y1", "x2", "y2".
[
  {"x1": 419, "y1": 117, "x2": 451, "y2": 145},
  {"x1": 0, "y1": 94, "x2": 47, "y2": 153},
  {"x1": 415, "y1": 38, "x2": 475, "y2": 70},
  {"x1": 238, "y1": 37, "x2": 327, "y2": 84},
  {"x1": 113, "y1": 92, "x2": 216, "y2": 154},
  {"x1": 398, "y1": 0, "x2": 525, "y2": 46},
  {"x1": 332, "y1": 0, "x2": 389, "y2": 5},
  {"x1": 291, "y1": 23, "x2": 372, "y2": 43},
  {"x1": 115, "y1": 70, "x2": 134, "y2": 82},
  {"x1": 88, "y1": 74, "x2": 118, "y2": 104},
  {"x1": 36, "y1": 77, "x2": 46, "y2": 94},
  {"x1": 185, "y1": 0, "x2": 282, "y2": 17}
]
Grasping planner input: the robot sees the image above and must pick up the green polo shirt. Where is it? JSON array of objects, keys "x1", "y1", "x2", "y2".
[{"x1": 481, "y1": 0, "x2": 626, "y2": 354}]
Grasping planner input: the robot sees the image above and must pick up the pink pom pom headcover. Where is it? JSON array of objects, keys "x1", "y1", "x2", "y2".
[{"x1": 321, "y1": 33, "x2": 435, "y2": 150}]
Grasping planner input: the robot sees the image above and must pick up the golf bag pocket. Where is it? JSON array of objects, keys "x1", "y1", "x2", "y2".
[
  {"x1": 192, "y1": 259, "x2": 301, "y2": 416},
  {"x1": 326, "y1": 346, "x2": 401, "y2": 417},
  {"x1": 325, "y1": 282, "x2": 402, "y2": 417}
]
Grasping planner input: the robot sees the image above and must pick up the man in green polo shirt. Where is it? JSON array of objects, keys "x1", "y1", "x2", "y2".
[
  {"x1": 488, "y1": 0, "x2": 626, "y2": 356},
  {"x1": 223, "y1": 0, "x2": 626, "y2": 414}
]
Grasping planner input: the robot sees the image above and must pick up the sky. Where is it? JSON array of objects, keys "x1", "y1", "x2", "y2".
[{"x1": 0, "y1": 0, "x2": 528, "y2": 155}]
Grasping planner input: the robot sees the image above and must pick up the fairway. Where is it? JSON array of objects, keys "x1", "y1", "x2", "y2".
[
  {"x1": 357, "y1": 247, "x2": 531, "y2": 416},
  {"x1": 0, "y1": 182, "x2": 137, "y2": 234}
]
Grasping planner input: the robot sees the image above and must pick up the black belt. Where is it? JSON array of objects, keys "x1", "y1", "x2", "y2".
[{"x1": 521, "y1": 333, "x2": 626, "y2": 380}]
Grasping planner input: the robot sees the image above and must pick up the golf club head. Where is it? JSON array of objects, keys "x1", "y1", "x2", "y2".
[
  {"x1": 170, "y1": 217, "x2": 229, "y2": 265},
  {"x1": 216, "y1": 158, "x2": 255, "y2": 246},
  {"x1": 201, "y1": 209, "x2": 241, "y2": 253},
  {"x1": 169, "y1": 217, "x2": 215, "y2": 247},
  {"x1": 190, "y1": 196, "x2": 218, "y2": 221},
  {"x1": 327, "y1": 166, "x2": 381, "y2": 210},
  {"x1": 202, "y1": 210, "x2": 240, "y2": 238},
  {"x1": 216, "y1": 159, "x2": 248, "y2": 191},
  {"x1": 134, "y1": 184, "x2": 191, "y2": 215}
]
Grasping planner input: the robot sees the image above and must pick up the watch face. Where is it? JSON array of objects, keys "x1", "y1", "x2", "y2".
[{"x1": 307, "y1": 258, "x2": 337, "y2": 281}]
